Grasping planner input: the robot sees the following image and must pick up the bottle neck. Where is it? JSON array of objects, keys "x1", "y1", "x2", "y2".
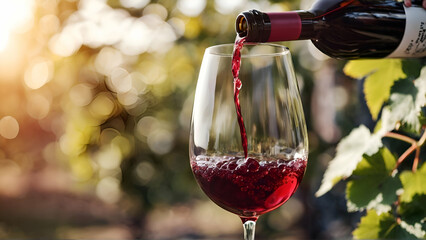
[{"x1": 236, "y1": 10, "x2": 316, "y2": 42}]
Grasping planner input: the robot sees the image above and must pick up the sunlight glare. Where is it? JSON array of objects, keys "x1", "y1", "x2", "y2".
[
  {"x1": 0, "y1": 30, "x2": 9, "y2": 51},
  {"x1": 0, "y1": 0, "x2": 35, "y2": 51}
]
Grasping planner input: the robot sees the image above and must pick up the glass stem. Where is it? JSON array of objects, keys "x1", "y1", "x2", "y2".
[{"x1": 243, "y1": 220, "x2": 256, "y2": 240}]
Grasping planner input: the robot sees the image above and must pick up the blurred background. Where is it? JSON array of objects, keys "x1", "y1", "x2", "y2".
[{"x1": 0, "y1": 0, "x2": 367, "y2": 239}]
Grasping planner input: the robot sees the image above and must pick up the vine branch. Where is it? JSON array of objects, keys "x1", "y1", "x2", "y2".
[
  {"x1": 384, "y1": 132, "x2": 416, "y2": 145},
  {"x1": 384, "y1": 128, "x2": 426, "y2": 174}
]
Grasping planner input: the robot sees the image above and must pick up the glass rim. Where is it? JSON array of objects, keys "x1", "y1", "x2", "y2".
[{"x1": 206, "y1": 43, "x2": 290, "y2": 58}]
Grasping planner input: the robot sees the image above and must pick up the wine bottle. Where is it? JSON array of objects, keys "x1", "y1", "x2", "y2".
[{"x1": 235, "y1": 0, "x2": 426, "y2": 59}]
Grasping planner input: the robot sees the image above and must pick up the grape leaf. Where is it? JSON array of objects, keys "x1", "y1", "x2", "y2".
[
  {"x1": 389, "y1": 80, "x2": 419, "y2": 133},
  {"x1": 315, "y1": 125, "x2": 382, "y2": 197},
  {"x1": 414, "y1": 67, "x2": 426, "y2": 118},
  {"x1": 375, "y1": 107, "x2": 399, "y2": 134},
  {"x1": 399, "y1": 164, "x2": 426, "y2": 203},
  {"x1": 353, "y1": 210, "x2": 418, "y2": 239},
  {"x1": 344, "y1": 59, "x2": 406, "y2": 120},
  {"x1": 389, "y1": 67, "x2": 426, "y2": 133},
  {"x1": 346, "y1": 148, "x2": 400, "y2": 214},
  {"x1": 399, "y1": 194, "x2": 426, "y2": 239},
  {"x1": 402, "y1": 59, "x2": 422, "y2": 80}
]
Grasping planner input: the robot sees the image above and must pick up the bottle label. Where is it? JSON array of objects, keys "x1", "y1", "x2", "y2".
[
  {"x1": 267, "y1": 12, "x2": 302, "y2": 42},
  {"x1": 388, "y1": 6, "x2": 426, "y2": 58}
]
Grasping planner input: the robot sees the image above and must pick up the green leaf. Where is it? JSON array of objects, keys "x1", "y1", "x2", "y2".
[
  {"x1": 399, "y1": 165, "x2": 426, "y2": 203},
  {"x1": 316, "y1": 125, "x2": 382, "y2": 196},
  {"x1": 346, "y1": 148, "x2": 400, "y2": 214},
  {"x1": 402, "y1": 60, "x2": 422, "y2": 79},
  {"x1": 389, "y1": 80, "x2": 419, "y2": 133},
  {"x1": 414, "y1": 67, "x2": 426, "y2": 119},
  {"x1": 420, "y1": 113, "x2": 426, "y2": 127},
  {"x1": 353, "y1": 210, "x2": 418, "y2": 239},
  {"x1": 344, "y1": 59, "x2": 406, "y2": 120},
  {"x1": 352, "y1": 147, "x2": 395, "y2": 174},
  {"x1": 389, "y1": 66, "x2": 426, "y2": 133},
  {"x1": 399, "y1": 194, "x2": 426, "y2": 239}
]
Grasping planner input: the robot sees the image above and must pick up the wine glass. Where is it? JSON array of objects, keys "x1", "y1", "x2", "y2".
[{"x1": 189, "y1": 43, "x2": 308, "y2": 240}]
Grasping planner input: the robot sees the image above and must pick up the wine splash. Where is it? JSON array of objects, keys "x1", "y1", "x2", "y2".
[{"x1": 232, "y1": 36, "x2": 248, "y2": 158}]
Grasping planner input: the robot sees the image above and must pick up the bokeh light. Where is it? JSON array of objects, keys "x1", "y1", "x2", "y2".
[
  {"x1": 96, "y1": 176, "x2": 121, "y2": 203},
  {"x1": 0, "y1": 159, "x2": 24, "y2": 197},
  {"x1": 135, "y1": 161, "x2": 155, "y2": 185},
  {"x1": 24, "y1": 58, "x2": 54, "y2": 89},
  {"x1": 26, "y1": 93, "x2": 51, "y2": 119},
  {"x1": 120, "y1": 0, "x2": 150, "y2": 9},
  {"x1": 89, "y1": 93, "x2": 116, "y2": 118},
  {"x1": 109, "y1": 67, "x2": 132, "y2": 93},
  {"x1": 177, "y1": 0, "x2": 206, "y2": 17},
  {"x1": 0, "y1": 116, "x2": 19, "y2": 139},
  {"x1": 69, "y1": 83, "x2": 93, "y2": 107},
  {"x1": 215, "y1": 0, "x2": 246, "y2": 14},
  {"x1": 147, "y1": 128, "x2": 175, "y2": 155}
]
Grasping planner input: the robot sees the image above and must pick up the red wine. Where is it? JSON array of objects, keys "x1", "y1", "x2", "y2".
[
  {"x1": 232, "y1": 37, "x2": 248, "y2": 158},
  {"x1": 235, "y1": 0, "x2": 426, "y2": 59},
  {"x1": 191, "y1": 156, "x2": 307, "y2": 220}
]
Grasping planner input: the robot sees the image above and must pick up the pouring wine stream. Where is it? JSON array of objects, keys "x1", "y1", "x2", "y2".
[{"x1": 232, "y1": 36, "x2": 248, "y2": 159}]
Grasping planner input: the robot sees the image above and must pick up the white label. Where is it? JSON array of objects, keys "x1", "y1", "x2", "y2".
[{"x1": 388, "y1": 6, "x2": 426, "y2": 58}]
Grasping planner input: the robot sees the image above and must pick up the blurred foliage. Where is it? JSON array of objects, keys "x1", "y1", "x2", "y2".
[{"x1": 0, "y1": 0, "x2": 394, "y2": 239}]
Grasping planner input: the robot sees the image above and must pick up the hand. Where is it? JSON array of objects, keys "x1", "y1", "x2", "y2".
[{"x1": 404, "y1": 0, "x2": 426, "y2": 8}]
